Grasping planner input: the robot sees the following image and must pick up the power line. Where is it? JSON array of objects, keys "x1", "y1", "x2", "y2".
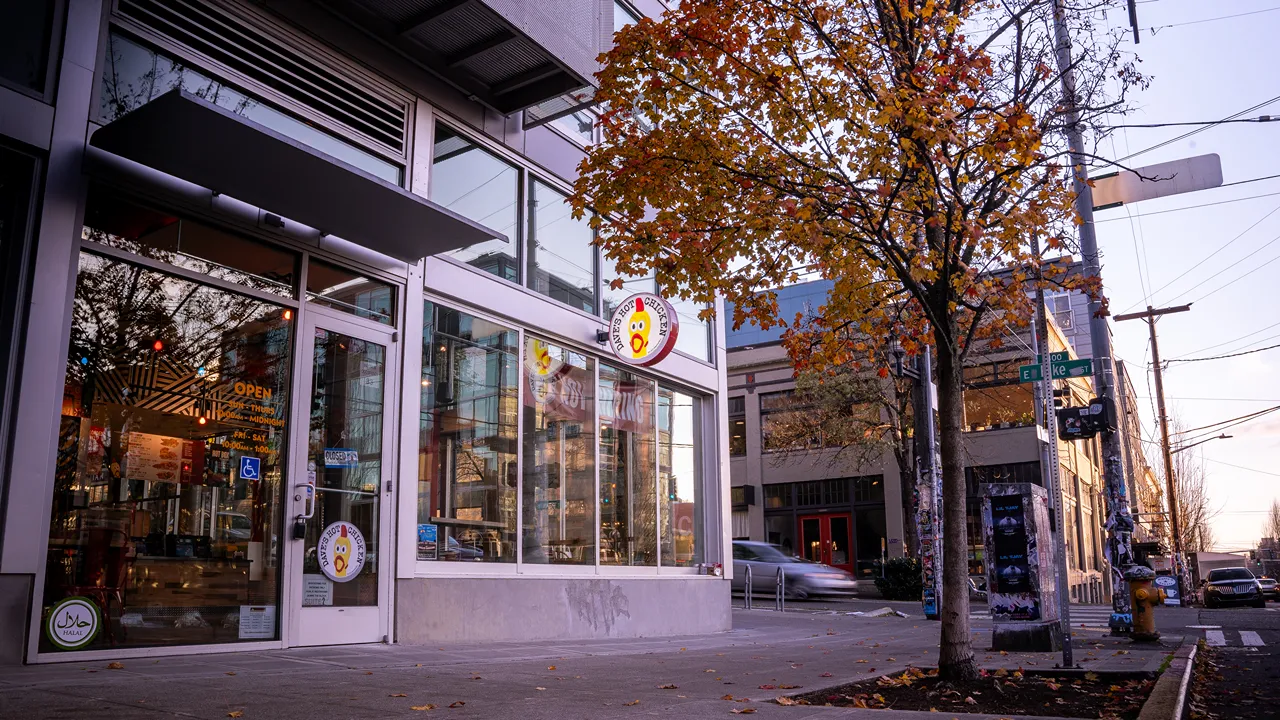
[
  {"x1": 1192, "y1": 249, "x2": 1280, "y2": 305},
  {"x1": 1178, "y1": 320, "x2": 1280, "y2": 357},
  {"x1": 1095, "y1": 190, "x2": 1280, "y2": 225},
  {"x1": 1136, "y1": 396, "x2": 1280, "y2": 402},
  {"x1": 1117, "y1": 201, "x2": 1280, "y2": 314},
  {"x1": 1220, "y1": 174, "x2": 1280, "y2": 190},
  {"x1": 1172, "y1": 404, "x2": 1280, "y2": 437},
  {"x1": 1109, "y1": 116, "x2": 1280, "y2": 129},
  {"x1": 1166, "y1": 342, "x2": 1280, "y2": 365},
  {"x1": 1117, "y1": 93, "x2": 1280, "y2": 163},
  {"x1": 1149, "y1": 6, "x2": 1280, "y2": 33},
  {"x1": 1205, "y1": 457, "x2": 1280, "y2": 479}
]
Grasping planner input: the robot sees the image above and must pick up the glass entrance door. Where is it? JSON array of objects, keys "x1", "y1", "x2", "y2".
[
  {"x1": 287, "y1": 313, "x2": 396, "y2": 646},
  {"x1": 797, "y1": 513, "x2": 854, "y2": 574}
]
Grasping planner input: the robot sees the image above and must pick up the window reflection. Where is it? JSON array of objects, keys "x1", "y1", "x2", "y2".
[
  {"x1": 670, "y1": 297, "x2": 710, "y2": 361},
  {"x1": 431, "y1": 124, "x2": 520, "y2": 281},
  {"x1": 599, "y1": 365, "x2": 656, "y2": 566},
  {"x1": 305, "y1": 258, "x2": 395, "y2": 326},
  {"x1": 42, "y1": 251, "x2": 292, "y2": 651},
  {"x1": 600, "y1": 253, "x2": 655, "y2": 319},
  {"x1": 552, "y1": 110, "x2": 595, "y2": 144},
  {"x1": 522, "y1": 337, "x2": 595, "y2": 564},
  {"x1": 418, "y1": 302, "x2": 519, "y2": 562},
  {"x1": 659, "y1": 387, "x2": 701, "y2": 566},
  {"x1": 99, "y1": 33, "x2": 401, "y2": 184},
  {"x1": 528, "y1": 180, "x2": 596, "y2": 313},
  {"x1": 0, "y1": 1, "x2": 54, "y2": 93},
  {"x1": 82, "y1": 186, "x2": 297, "y2": 297}
]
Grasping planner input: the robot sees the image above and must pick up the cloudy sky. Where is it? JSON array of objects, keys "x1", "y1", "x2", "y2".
[{"x1": 1091, "y1": 0, "x2": 1280, "y2": 553}]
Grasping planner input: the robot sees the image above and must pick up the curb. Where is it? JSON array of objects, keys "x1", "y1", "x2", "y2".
[{"x1": 1136, "y1": 642, "x2": 1198, "y2": 720}]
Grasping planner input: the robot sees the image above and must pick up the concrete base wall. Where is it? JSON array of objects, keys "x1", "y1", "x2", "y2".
[
  {"x1": 395, "y1": 577, "x2": 731, "y2": 644},
  {"x1": 0, "y1": 574, "x2": 32, "y2": 665}
]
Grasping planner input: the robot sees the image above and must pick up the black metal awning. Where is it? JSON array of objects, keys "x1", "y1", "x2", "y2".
[{"x1": 88, "y1": 90, "x2": 502, "y2": 262}]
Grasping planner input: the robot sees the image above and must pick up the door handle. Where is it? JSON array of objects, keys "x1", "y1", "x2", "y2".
[{"x1": 294, "y1": 482, "x2": 315, "y2": 519}]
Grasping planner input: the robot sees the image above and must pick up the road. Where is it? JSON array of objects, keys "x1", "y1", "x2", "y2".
[{"x1": 1183, "y1": 605, "x2": 1280, "y2": 719}]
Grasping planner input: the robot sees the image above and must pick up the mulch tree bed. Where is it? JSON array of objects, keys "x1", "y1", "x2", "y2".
[{"x1": 785, "y1": 666, "x2": 1156, "y2": 719}]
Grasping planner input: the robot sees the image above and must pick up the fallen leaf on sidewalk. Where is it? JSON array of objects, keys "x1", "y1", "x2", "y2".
[
  {"x1": 965, "y1": 697, "x2": 978, "y2": 705},
  {"x1": 730, "y1": 709, "x2": 756, "y2": 714},
  {"x1": 1085, "y1": 672, "x2": 1099, "y2": 681},
  {"x1": 536, "y1": 687, "x2": 546, "y2": 691},
  {"x1": 758, "y1": 684, "x2": 776, "y2": 690},
  {"x1": 856, "y1": 660, "x2": 868, "y2": 664},
  {"x1": 411, "y1": 704, "x2": 436, "y2": 711},
  {"x1": 779, "y1": 684, "x2": 801, "y2": 690},
  {"x1": 225, "y1": 672, "x2": 237, "y2": 676},
  {"x1": 721, "y1": 695, "x2": 736, "y2": 701},
  {"x1": 364, "y1": 671, "x2": 373, "y2": 675},
  {"x1": 777, "y1": 696, "x2": 796, "y2": 706},
  {"x1": 448, "y1": 701, "x2": 465, "y2": 708},
  {"x1": 390, "y1": 693, "x2": 408, "y2": 697},
  {"x1": 548, "y1": 665, "x2": 556, "y2": 671},
  {"x1": 227, "y1": 713, "x2": 243, "y2": 718},
  {"x1": 658, "y1": 684, "x2": 678, "y2": 690},
  {"x1": 107, "y1": 662, "x2": 125, "y2": 670},
  {"x1": 624, "y1": 699, "x2": 640, "y2": 706},
  {"x1": 819, "y1": 672, "x2": 833, "y2": 678},
  {"x1": 705, "y1": 669, "x2": 716, "y2": 672}
]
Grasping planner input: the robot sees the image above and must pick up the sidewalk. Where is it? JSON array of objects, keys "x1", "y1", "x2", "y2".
[{"x1": 0, "y1": 608, "x2": 1183, "y2": 719}]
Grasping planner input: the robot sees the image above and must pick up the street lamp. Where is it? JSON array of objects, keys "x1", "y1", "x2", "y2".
[{"x1": 1171, "y1": 434, "x2": 1232, "y2": 455}]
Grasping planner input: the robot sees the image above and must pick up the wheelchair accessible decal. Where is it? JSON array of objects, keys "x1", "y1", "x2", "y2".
[
  {"x1": 317, "y1": 521, "x2": 366, "y2": 582},
  {"x1": 46, "y1": 596, "x2": 100, "y2": 650},
  {"x1": 607, "y1": 293, "x2": 679, "y2": 367}
]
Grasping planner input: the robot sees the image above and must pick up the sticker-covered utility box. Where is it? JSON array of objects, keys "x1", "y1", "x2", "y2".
[{"x1": 982, "y1": 483, "x2": 1061, "y2": 652}]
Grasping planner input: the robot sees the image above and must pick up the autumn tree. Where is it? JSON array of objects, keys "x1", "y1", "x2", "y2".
[{"x1": 575, "y1": 0, "x2": 1140, "y2": 679}]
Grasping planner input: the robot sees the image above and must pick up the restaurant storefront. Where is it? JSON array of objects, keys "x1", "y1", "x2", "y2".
[{"x1": 1, "y1": 0, "x2": 730, "y2": 664}]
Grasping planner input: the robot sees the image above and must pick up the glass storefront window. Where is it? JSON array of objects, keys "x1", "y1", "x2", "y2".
[
  {"x1": 528, "y1": 180, "x2": 596, "y2": 313},
  {"x1": 854, "y1": 506, "x2": 887, "y2": 577},
  {"x1": 42, "y1": 250, "x2": 292, "y2": 651},
  {"x1": 659, "y1": 387, "x2": 701, "y2": 567},
  {"x1": 522, "y1": 337, "x2": 595, "y2": 564},
  {"x1": 670, "y1": 298, "x2": 711, "y2": 361},
  {"x1": 306, "y1": 258, "x2": 395, "y2": 326},
  {"x1": 83, "y1": 186, "x2": 298, "y2": 297},
  {"x1": 99, "y1": 32, "x2": 401, "y2": 184},
  {"x1": 599, "y1": 365, "x2": 656, "y2": 566},
  {"x1": 600, "y1": 254, "x2": 655, "y2": 319},
  {"x1": 418, "y1": 302, "x2": 519, "y2": 562},
  {"x1": 431, "y1": 124, "x2": 520, "y2": 281},
  {"x1": 0, "y1": 1, "x2": 54, "y2": 94}
]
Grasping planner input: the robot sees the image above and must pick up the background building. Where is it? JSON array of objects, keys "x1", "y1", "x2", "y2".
[
  {"x1": 726, "y1": 276, "x2": 1160, "y2": 603},
  {"x1": 0, "y1": 0, "x2": 731, "y2": 664}
]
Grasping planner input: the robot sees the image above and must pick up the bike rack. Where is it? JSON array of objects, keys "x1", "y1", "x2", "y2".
[
  {"x1": 743, "y1": 565, "x2": 753, "y2": 609},
  {"x1": 775, "y1": 567, "x2": 786, "y2": 612}
]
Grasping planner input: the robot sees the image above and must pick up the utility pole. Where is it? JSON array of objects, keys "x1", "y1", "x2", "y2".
[
  {"x1": 1051, "y1": 0, "x2": 1138, "y2": 635},
  {"x1": 1032, "y1": 234, "x2": 1073, "y2": 668},
  {"x1": 1115, "y1": 304, "x2": 1192, "y2": 603}
]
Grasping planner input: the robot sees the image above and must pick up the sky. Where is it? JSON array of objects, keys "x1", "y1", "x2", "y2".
[{"x1": 1089, "y1": 0, "x2": 1280, "y2": 553}]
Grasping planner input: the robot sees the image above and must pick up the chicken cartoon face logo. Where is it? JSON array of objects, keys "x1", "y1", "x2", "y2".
[
  {"x1": 332, "y1": 525, "x2": 353, "y2": 578},
  {"x1": 531, "y1": 339, "x2": 554, "y2": 376},
  {"x1": 607, "y1": 293, "x2": 679, "y2": 367},
  {"x1": 318, "y1": 521, "x2": 365, "y2": 583},
  {"x1": 628, "y1": 298, "x2": 652, "y2": 359}
]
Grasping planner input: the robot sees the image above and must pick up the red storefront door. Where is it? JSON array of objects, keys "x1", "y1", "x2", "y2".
[{"x1": 797, "y1": 513, "x2": 854, "y2": 574}]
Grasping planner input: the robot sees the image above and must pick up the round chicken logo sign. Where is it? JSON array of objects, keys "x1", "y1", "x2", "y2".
[
  {"x1": 608, "y1": 294, "x2": 679, "y2": 366},
  {"x1": 317, "y1": 521, "x2": 366, "y2": 582}
]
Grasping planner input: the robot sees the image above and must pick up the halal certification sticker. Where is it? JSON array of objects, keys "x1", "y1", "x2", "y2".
[
  {"x1": 46, "y1": 596, "x2": 100, "y2": 651},
  {"x1": 607, "y1": 293, "x2": 680, "y2": 367},
  {"x1": 316, "y1": 521, "x2": 366, "y2": 582}
]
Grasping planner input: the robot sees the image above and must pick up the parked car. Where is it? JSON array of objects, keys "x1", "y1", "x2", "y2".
[
  {"x1": 731, "y1": 540, "x2": 856, "y2": 600},
  {"x1": 1202, "y1": 567, "x2": 1266, "y2": 608},
  {"x1": 1257, "y1": 576, "x2": 1278, "y2": 600}
]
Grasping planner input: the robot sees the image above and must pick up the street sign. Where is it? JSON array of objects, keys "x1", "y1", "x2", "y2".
[
  {"x1": 1019, "y1": 358, "x2": 1093, "y2": 382},
  {"x1": 1036, "y1": 352, "x2": 1070, "y2": 363},
  {"x1": 1091, "y1": 154, "x2": 1223, "y2": 210}
]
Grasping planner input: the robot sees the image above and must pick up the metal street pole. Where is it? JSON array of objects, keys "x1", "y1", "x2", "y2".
[
  {"x1": 1116, "y1": 304, "x2": 1193, "y2": 603},
  {"x1": 1032, "y1": 235, "x2": 1074, "y2": 668},
  {"x1": 1051, "y1": 0, "x2": 1137, "y2": 635},
  {"x1": 915, "y1": 346, "x2": 944, "y2": 621}
]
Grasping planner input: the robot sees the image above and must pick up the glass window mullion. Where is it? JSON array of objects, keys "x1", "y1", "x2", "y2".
[{"x1": 593, "y1": 361, "x2": 601, "y2": 571}]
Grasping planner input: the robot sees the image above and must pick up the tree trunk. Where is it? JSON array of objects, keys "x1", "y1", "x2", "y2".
[{"x1": 934, "y1": 342, "x2": 978, "y2": 681}]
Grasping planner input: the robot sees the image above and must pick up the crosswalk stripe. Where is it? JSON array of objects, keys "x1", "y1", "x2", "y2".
[
  {"x1": 1206, "y1": 630, "x2": 1227, "y2": 647},
  {"x1": 1241, "y1": 631, "x2": 1266, "y2": 646}
]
